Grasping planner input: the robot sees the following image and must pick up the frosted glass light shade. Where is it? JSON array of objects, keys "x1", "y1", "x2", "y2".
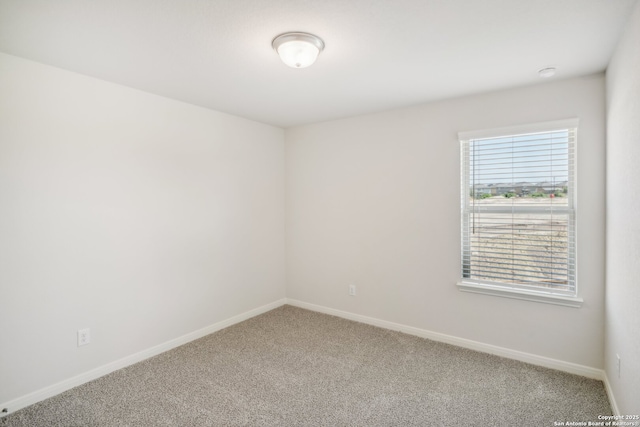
[
  {"x1": 272, "y1": 32, "x2": 324, "y2": 68},
  {"x1": 277, "y1": 40, "x2": 319, "y2": 68}
]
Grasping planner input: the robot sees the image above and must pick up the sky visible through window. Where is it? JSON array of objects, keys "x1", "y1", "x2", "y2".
[{"x1": 469, "y1": 130, "x2": 570, "y2": 187}]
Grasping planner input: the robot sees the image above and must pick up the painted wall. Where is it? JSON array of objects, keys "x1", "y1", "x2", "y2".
[
  {"x1": 0, "y1": 53, "x2": 286, "y2": 404},
  {"x1": 605, "y1": 0, "x2": 640, "y2": 414},
  {"x1": 285, "y1": 75, "x2": 606, "y2": 369}
]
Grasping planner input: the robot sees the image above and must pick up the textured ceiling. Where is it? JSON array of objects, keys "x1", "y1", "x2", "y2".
[{"x1": 0, "y1": 0, "x2": 637, "y2": 127}]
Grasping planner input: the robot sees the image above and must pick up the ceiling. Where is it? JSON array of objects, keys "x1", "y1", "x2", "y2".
[{"x1": 0, "y1": 0, "x2": 637, "y2": 128}]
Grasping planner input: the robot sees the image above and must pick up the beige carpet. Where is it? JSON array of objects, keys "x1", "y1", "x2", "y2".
[{"x1": 1, "y1": 305, "x2": 611, "y2": 426}]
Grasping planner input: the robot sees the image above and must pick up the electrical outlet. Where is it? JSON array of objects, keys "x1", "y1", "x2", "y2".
[
  {"x1": 78, "y1": 328, "x2": 91, "y2": 347},
  {"x1": 349, "y1": 284, "x2": 356, "y2": 296},
  {"x1": 616, "y1": 354, "x2": 621, "y2": 378}
]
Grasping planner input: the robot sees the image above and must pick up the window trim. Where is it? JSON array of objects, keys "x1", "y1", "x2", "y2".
[
  {"x1": 458, "y1": 118, "x2": 580, "y2": 142},
  {"x1": 456, "y1": 280, "x2": 583, "y2": 308},
  {"x1": 457, "y1": 118, "x2": 581, "y2": 307}
]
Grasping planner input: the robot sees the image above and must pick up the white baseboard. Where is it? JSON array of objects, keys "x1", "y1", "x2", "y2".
[
  {"x1": 286, "y1": 298, "x2": 605, "y2": 381},
  {"x1": 3, "y1": 298, "x2": 611, "y2": 418},
  {"x1": 602, "y1": 372, "x2": 620, "y2": 415},
  {"x1": 0, "y1": 298, "x2": 287, "y2": 417}
]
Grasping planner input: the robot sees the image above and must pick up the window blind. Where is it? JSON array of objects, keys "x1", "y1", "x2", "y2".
[{"x1": 460, "y1": 124, "x2": 576, "y2": 296}]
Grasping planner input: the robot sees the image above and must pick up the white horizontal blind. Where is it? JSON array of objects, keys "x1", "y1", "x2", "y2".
[{"x1": 460, "y1": 125, "x2": 576, "y2": 296}]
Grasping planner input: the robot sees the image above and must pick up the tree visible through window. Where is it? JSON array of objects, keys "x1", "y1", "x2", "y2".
[{"x1": 459, "y1": 120, "x2": 577, "y2": 297}]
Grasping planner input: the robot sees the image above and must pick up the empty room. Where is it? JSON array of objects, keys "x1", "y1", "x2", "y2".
[{"x1": 1, "y1": 0, "x2": 639, "y2": 425}]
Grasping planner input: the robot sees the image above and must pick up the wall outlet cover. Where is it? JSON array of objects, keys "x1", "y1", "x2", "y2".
[{"x1": 78, "y1": 328, "x2": 91, "y2": 346}]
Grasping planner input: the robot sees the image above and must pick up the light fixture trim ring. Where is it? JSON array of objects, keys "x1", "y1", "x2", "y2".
[{"x1": 272, "y1": 32, "x2": 325, "y2": 52}]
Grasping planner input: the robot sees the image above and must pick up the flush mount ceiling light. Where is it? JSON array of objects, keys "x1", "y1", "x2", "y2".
[
  {"x1": 272, "y1": 32, "x2": 325, "y2": 68},
  {"x1": 538, "y1": 67, "x2": 557, "y2": 78}
]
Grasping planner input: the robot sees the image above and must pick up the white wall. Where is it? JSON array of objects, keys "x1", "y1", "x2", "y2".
[
  {"x1": 0, "y1": 53, "x2": 285, "y2": 404},
  {"x1": 286, "y1": 75, "x2": 606, "y2": 369},
  {"x1": 0, "y1": 45, "x2": 617, "y2": 411},
  {"x1": 605, "y1": 0, "x2": 640, "y2": 414}
]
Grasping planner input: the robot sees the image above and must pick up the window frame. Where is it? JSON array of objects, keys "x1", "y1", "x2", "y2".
[{"x1": 457, "y1": 119, "x2": 583, "y2": 308}]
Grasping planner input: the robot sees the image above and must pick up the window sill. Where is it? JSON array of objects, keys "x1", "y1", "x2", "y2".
[{"x1": 456, "y1": 281, "x2": 583, "y2": 308}]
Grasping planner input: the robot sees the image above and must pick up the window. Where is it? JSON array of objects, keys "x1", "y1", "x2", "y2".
[{"x1": 458, "y1": 119, "x2": 582, "y2": 307}]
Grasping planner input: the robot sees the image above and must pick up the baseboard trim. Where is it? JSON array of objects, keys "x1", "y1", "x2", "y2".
[
  {"x1": 286, "y1": 298, "x2": 604, "y2": 381},
  {"x1": 0, "y1": 298, "x2": 287, "y2": 417},
  {"x1": 3, "y1": 298, "x2": 610, "y2": 417},
  {"x1": 602, "y1": 372, "x2": 620, "y2": 415}
]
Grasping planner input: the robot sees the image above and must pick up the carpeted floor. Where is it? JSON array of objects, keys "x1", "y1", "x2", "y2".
[{"x1": 1, "y1": 305, "x2": 611, "y2": 426}]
